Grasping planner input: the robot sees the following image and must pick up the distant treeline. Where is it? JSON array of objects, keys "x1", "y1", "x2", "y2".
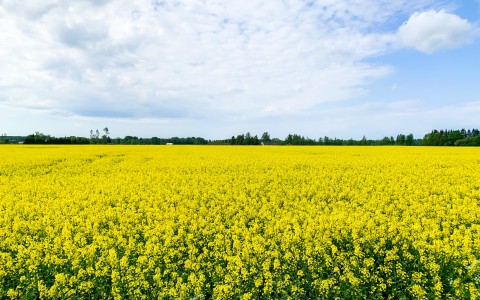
[
  {"x1": 111, "y1": 136, "x2": 208, "y2": 145},
  {"x1": 23, "y1": 134, "x2": 90, "y2": 144},
  {"x1": 422, "y1": 129, "x2": 480, "y2": 146},
  {"x1": 21, "y1": 132, "x2": 208, "y2": 145},
  {"x1": 0, "y1": 135, "x2": 25, "y2": 144},
  {"x1": 2, "y1": 128, "x2": 478, "y2": 146},
  {"x1": 214, "y1": 132, "x2": 419, "y2": 146}
]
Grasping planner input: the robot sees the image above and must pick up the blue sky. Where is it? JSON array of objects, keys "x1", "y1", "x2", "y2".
[{"x1": 1, "y1": 0, "x2": 479, "y2": 140}]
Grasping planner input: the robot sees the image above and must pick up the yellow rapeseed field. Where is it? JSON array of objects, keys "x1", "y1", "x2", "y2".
[{"x1": 1, "y1": 145, "x2": 480, "y2": 299}]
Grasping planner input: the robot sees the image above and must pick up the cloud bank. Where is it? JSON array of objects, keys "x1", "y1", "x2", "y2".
[{"x1": 0, "y1": 0, "x2": 478, "y2": 137}]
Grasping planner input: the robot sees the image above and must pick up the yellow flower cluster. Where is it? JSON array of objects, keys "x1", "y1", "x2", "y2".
[{"x1": 1, "y1": 145, "x2": 480, "y2": 298}]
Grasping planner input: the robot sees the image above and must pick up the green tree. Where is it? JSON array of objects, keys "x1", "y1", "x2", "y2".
[
  {"x1": 446, "y1": 130, "x2": 462, "y2": 145},
  {"x1": 360, "y1": 136, "x2": 368, "y2": 145},
  {"x1": 261, "y1": 132, "x2": 271, "y2": 143},
  {"x1": 90, "y1": 129, "x2": 100, "y2": 143},
  {"x1": 323, "y1": 136, "x2": 331, "y2": 145},
  {"x1": 244, "y1": 132, "x2": 252, "y2": 145},
  {"x1": 236, "y1": 134, "x2": 244, "y2": 145},
  {"x1": 405, "y1": 134, "x2": 414, "y2": 146},
  {"x1": 102, "y1": 127, "x2": 111, "y2": 144},
  {"x1": 380, "y1": 136, "x2": 391, "y2": 145}
]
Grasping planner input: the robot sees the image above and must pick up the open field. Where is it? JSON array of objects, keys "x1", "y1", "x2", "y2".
[{"x1": 1, "y1": 145, "x2": 480, "y2": 299}]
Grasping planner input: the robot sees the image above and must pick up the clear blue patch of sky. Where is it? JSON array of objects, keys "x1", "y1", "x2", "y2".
[
  {"x1": 453, "y1": 0, "x2": 480, "y2": 20},
  {"x1": 361, "y1": 41, "x2": 480, "y2": 105}
]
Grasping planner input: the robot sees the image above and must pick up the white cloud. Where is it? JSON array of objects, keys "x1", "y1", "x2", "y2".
[
  {"x1": 0, "y1": 0, "x2": 433, "y2": 121},
  {"x1": 398, "y1": 9, "x2": 476, "y2": 53},
  {"x1": 2, "y1": 0, "x2": 479, "y2": 138}
]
